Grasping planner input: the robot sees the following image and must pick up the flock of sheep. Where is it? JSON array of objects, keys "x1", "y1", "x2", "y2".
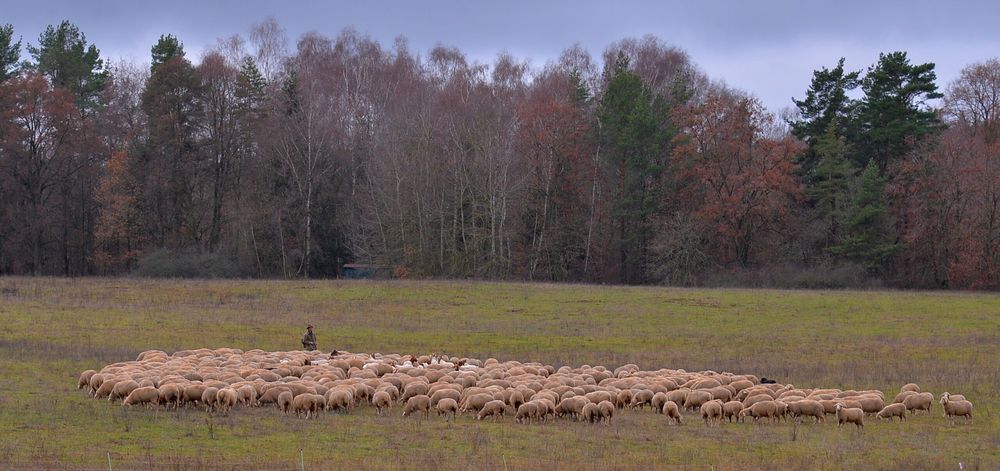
[{"x1": 77, "y1": 349, "x2": 975, "y2": 429}]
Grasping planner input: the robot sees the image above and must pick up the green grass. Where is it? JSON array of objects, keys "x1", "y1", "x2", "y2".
[{"x1": 0, "y1": 277, "x2": 996, "y2": 470}]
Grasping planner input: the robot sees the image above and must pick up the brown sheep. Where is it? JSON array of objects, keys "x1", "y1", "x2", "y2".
[
  {"x1": 586, "y1": 390, "x2": 613, "y2": 405},
  {"x1": 157, "y1": 384, "x2": 182, "y2": 409},
  {"x1": 507, "y1": 390, "x2": 525, "y2": 409},
  {"x1": 109, "y1": 380, "x2": 140, "y2": 403},
  {"x1": 460, "y1": 393, "x2": 494, "y2": 414},
  {"x1": 787, "y1": 399, "x2": 825, "y2": 423},
  {"x1": 430, "y1": 388, "x2": 462, "y2": 407},
  {"x1": 88, "y1": 373, "x2": 106, "y2": 396},
  {"x1": 630, "y1": 389, "x2": 655, "y2": 410},
  {"x1": 581, "y1": 402, "x2": 600, "y2": 424},
  {"x1": 664, "y1": 389, "x2": 689, "y2": 408},
  {"x1": 477, "y1": 400, "x2": 507, "y2": 422},
  {"x1": 401, "y1": 382, "x2": 430, "y2": 403},
  {"x1": 835, "y1": 403, "x2": 864, "y2": 429},
  {"x1": 78, "y1": 370, "x2": 97, "y2": 391},
  {"x1": 683, "y1": 390, "x2": 713, "y2": 412},
  {"x1": 939, "y1": 396, "x2": 973, "y2": 422},
  {"x1": 372, "y1": 390, "x2": 393, "y2": 416},
  {"x1": 402, "y1": 395, "x2": 431, "y2": 418},
  {"x1": 742, "y1": 393, "x2": 774, "y2": 409},
  {"x1": 740, "y1": 401, "x2": 780, "y2": 423},
  {"x1": 436, "y1": 398, "x2": 459, "y2": 421},
  {"x1": 291, "y1": 393, "x2": 321, "y2": 419},
  {"x1": 597, "y1": 400, "x2": 615, "y2": 425},
  {"x1": 515, "y1": 402, "x2": 538, "y2": 424},
  {"x1": 708, "y1": 386, "x2": 733, "y2": 402},
  {"x1": 236, "y1": 385, "x2": 257, "y2": 407},
  {"x1": 216, "y1": 388, "x2": 238, "y2": 414},
  {"x1": 941, "y1": 392, "x2": 967, "y2": 403},
  {"x1": 876, "y1": 403, "x2": 907, "y2": 421},
  {"x1": 855, "y1": 396, "x2": 885, "y2": 415},
  {"x1": 325, "y1": 389, "x2": 354, "y2": 413},
  {"x1": 650, "y1": 392, "x2": 669, "y2": 412},
  {"x1": 182, "y1": 384, "x2": 208, "y2": 407},
  {"x1": 900, "y1": 383, "x2": 920, "y2": 393},
  {"x1": 661, "y1": 400, "x2": 683, "y2": 425},
  {"x1": 258, "y1": 386, "x2": 289, "y2": 406},
  {"x1": 277, "y1": 391, "x2": 293, "y2": 414},
  {"x1": 201, "y1": 387, "x2": 220, "y2": 412},
  {"x1": 722, "y1": 400, "x2": 744, "y2": 423},
  {"x1": 701, "y1": 400, "x2": 724, "y2": 426},
  {"x1": 903, "y1": 392, "x2": 933, "y2": 415},
  {"x1": 123, "y1": 387, "x2": 159, "y2": 408},
  {"x1": 892, "y1": 391, "x2": 916, "y2": 404}
]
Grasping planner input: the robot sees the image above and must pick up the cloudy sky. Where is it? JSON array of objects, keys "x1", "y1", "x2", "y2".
[{"x1": 7, "y1": 0, "x2": 1000, "y2": 111}]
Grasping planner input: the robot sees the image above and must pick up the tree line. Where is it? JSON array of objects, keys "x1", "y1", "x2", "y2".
[{"x1": 0, "y1": 20, "x2": 997, "y2": 288}]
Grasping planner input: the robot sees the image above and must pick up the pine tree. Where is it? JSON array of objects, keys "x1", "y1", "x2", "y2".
[
  {"x1": 569, "y1": 68, "x2": 589, "y2": 108},
  {"x1": 790, "y1": 58, "x2": 860, "y2": 178},
  {"x1": 827, "y1": 160, "x2": 899, "y2": 273},
  {"x1": 150, "y1": 34, "x2": 184, "y2": 73},
  {"x1": 597, "y1": 51, "x2": 670, "y2": 284},
  {"x1": 858, "y1": 51, "x2": 943, "y2": 172},
  {"x1": 807, "y1": 121, "x2": 857, "y2": 249},
  {"x1": 27, "y1": 21, "x2": 108, "y2": 113},
  {"x1": 0, "y1": 24, "x2": 20, "y2": 82}
]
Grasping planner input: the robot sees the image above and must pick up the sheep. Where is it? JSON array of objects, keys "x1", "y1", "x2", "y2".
[
  {"x1": 109, "y1": 380, "x2": 140, "y2": 403},
  {"x1": 903, "y1": 392, "x2": 933, "y2": 415},
  {"x1": 701, "y1": 400, "x2": 724, "y2": 426},
  {"x1": 893, "y1": 391, "x2": 917, "y2": 404},
  {"x1": 876, "y1": 403, "x2": 907, "y2": 421},
  {"x1": 629, "y1": 389, "x2": 655, "y2": 410},
  {"x1": 515, "y1": 402, "x2": 538, "y2": 424},
  {"x1": 863, "y1": 395, "x2": 886, "y2": 412},
  {"x1": 372, "y1": 390, "x2": 393, "y2": 416},
  {"x1": 325, "y1": 389, "x2": 354, "y2": 413},
  {"x1": 437, "y1": 398, "x2": 459, "y2": 421},
  {"x1": 722, "y1": 400, "x2": 744, "y2": 423},
  {"x1": 477, "y1": 400, "x2": 507, "y2": 422},
  {"x1": 122, "y1": 387, "x2": 159, "y2": 409},
  {"x1": 650, "y1": 392, "x2": 669, "y2": 412},
  {"x1": 835, "y1": 403, "x2": 864, "y2": 429},
  {"x1": 900, "y1": 383, "x2": 920, "y2": 393},
  {"x1": 216, "y1": 388, "x2": 238, "y2": 414},
  {"x1": 237, "y1": 385, "x2": 257, "y2": 407},
  {"x1": 430, "y1": 388, "x2": 462, "y2": 407},
  {"x1": 597, "y1": 401, "x2": 615, "y2": 425},
  {"x1": 708, "y1": 386, "x2": 734, "y2": 402},
  {"x1": 78, "y1": 370, "x2": 97, "y2": 391},
  {"x1": 941, "y1": 392, "x2": 967, "y2": 403},
  {"x1": 402, "y1": 395, "x2": 431, "y2": 418},
  {"x1": 740, "y1": 401, "x2": 780, "y2": 424},
  {"x1": 291, "y1": 393, "x2": 321, "y2": 419},
  {"x1": 157, "y1": 384, "x2": 182, "y2": 409},
  {"x1": 939, "y1": 395, "x2": 973, "y2": 422},
  {"x1": 786, "y1": 399, "x2": 824, "y2": 423},
  {"x1": 401, "y1": 382, "x2": 430, "y2": 403},
  {"x1": 581, "y1": 402, "x2": 600, "y2": 424},
  {"x1": 460, "y1": 393, "x2": 494, "y2": 414},
  {"x1": 183, "y1": 384, "x2": 207, "y2": 407},
  {"x1": 201, "y1": 387, "x2": 220, "y2": 412},
  {"x1": 258, "y1": 387, "x2": 289, "y2": 406},
  {"x1": 277, "y1": 391, "x2": 293, "y2": 415},
  {"x1": 661, "y1": 400, "x2": 682, "y2": 425},
  {"x1": 683, "y1": 390, "x2": 713, "y2": 412}
]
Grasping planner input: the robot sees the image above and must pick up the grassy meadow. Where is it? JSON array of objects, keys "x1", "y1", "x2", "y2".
[{"x1": 0, "y1": 277, "x2": 997, "y2": 470}]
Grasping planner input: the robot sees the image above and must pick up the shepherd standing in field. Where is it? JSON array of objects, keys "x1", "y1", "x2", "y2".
[{"x1": 301, "y1": 324, "x2": 317, "y2": 351}]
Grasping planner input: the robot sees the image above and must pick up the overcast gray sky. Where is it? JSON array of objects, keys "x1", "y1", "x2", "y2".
[{"x1": 7, "y1": 1, "x2": 1000, "y2": 111}]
